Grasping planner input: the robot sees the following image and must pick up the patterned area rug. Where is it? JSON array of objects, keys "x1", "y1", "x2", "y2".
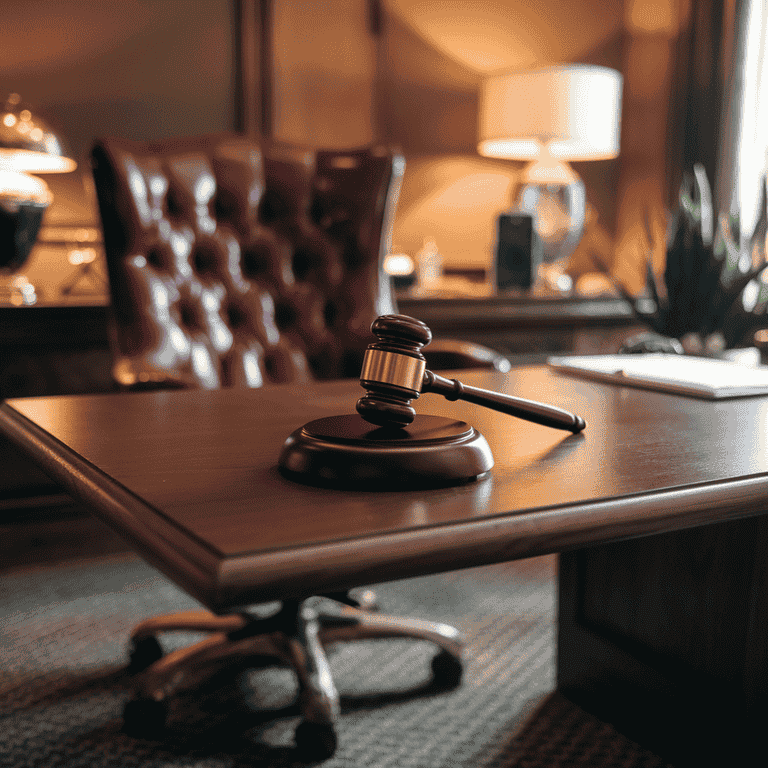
[{"x1": 0, "y1": 553, "x2": 673, "y2": 767}]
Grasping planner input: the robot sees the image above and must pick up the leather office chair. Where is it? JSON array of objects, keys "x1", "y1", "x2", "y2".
[{"x1": 91, "y1": 133, "x2": 506, "y2": 758}]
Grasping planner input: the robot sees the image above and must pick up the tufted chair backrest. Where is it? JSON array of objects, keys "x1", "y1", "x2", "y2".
[{"x1": 90, "y1": 133, "x2": 404, "y2": 389}]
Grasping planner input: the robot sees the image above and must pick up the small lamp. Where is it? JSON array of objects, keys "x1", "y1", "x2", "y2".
[
  {"x1": 478, "y1": 65, "x2": 622, "y2": 293},
  {"x1": 1, "y1": 93, "x2": 77, "y2": 302}
]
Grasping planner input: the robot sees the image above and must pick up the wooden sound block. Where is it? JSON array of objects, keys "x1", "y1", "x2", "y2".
[{"x1": 279, "y1": 414, "x2": 493, "y2": 489}]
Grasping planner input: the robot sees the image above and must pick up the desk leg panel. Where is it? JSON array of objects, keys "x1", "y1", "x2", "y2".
[{"x1": 557, "y1": 516, "x2": 768, "y2": 767}]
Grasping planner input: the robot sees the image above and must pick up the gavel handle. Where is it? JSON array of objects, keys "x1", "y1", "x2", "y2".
[{"x1": 423, "y1": 371, "x2": 586, "y2": 433}]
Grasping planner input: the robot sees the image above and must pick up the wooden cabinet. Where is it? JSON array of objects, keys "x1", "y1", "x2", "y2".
[
  {"x1": 0, "y1": 306, "x2": 114, "y2": 506},
  {"x1": 0, "y1": 304, "x2": 127, "y2": 566},
  {"x1": 397, "y1": 294, "x2": 644, "y2": 362},
  {"x1": 0, "y1": 306, "x2": 114, "y2": 399},
  {"x1": 559, "y1": 517, "x2": 768, "y2": 766}
]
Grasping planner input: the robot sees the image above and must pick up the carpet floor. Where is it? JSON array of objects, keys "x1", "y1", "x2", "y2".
[{"x1": 0, "y1": 553, "x2": 673, "y2": 767}]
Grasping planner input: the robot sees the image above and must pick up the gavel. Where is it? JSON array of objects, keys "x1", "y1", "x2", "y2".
[{"x1": 356, "y1": 314, "x2": 586, "y2": 433}]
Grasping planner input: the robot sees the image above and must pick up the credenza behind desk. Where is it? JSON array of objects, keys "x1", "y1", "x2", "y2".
[
  {"x1": 397, "y1": 293, "x2": 645, "y2": 361},
  {"x1": 1, "y1": 367, "x2": 768, "y2": 766},
  {"x1": 0, "y1": 295, "x2": 641, "y2": 404}
]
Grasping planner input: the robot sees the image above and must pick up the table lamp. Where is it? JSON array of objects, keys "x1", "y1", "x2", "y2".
[
  {"x1": 1, "y1": 93, "x2": 77, "y2": 302},
  {"x1": 478, "y1": 65, "x2": 622, "y2": 293}
]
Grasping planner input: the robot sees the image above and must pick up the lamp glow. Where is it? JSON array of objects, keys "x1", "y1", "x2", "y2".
[
  {"x1": 0, "y1": 149, "x2": 76, "y2": 173},
  {"x1": 478, "y1": 65, "x2": 622, "y2": 162},
  {"x1": 1, "y1": 93, "x2": 77, "y2": 288},
  {"x1": 478, "y1": 65, "x2": 622, "y2": 293}
]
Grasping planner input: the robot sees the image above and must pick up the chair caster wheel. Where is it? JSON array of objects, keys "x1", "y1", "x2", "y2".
[
  {"x1": 122, "y1": 697, "x2": 168, "y2": 739},
  {"x1": 353, "y1": 588, "x2": 379, "y2": 611},
  {"x1": 127, "y1": 636, "x2": 163, "y2": 674},
  {"x1": 431, "y1": 650, "x2": 462, "y2": 689},
  {"x1": 295, "y1": 721, "x2": 338, "y2": 762}
]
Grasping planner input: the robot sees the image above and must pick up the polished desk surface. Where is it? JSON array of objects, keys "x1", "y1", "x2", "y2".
[{"x1": 3, "y1": 366, "x2": 768, "y2": 612}]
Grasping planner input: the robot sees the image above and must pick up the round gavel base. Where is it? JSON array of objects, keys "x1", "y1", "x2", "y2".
[{"x1": 279, "y1": 414, "x2": 493, "y2": 490}]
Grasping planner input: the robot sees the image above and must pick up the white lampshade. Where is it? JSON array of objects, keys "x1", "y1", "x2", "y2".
[
  {"x1": 0, "y1": 149, "x2": 76, "y2": 173},
  {"x1": 478, "y1": 65, "x2": 623, "y2": 161},
  {"x1": 0, "y1": 169, "x2": 52, "y2": 204}
]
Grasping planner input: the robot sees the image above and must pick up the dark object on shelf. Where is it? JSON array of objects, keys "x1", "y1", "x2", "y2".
[
  {"x1": 598, "y1": 164, "x2": 768, "y2": 350},
  {"x1": 495, "y1": 212, "x2": 542, "y2": 291},
  {"x1": 391, "y1": 271, "x2": 416, "y2": 292},
  {"x1": 0, "y1": 198, "x2": 47, "y2": 273}
]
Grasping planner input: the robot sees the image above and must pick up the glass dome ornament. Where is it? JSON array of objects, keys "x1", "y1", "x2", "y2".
[{"x1": 0, "y1": 93, "x2": 77, "y2": 283}]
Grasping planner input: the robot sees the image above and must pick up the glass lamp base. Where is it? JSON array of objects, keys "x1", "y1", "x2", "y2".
[
  {"x1": 535, "y1": 260, "x2": 573, "y2": 295},
  {"x1": 515, "y1": 177, "x2": 586, "y2": 295}
]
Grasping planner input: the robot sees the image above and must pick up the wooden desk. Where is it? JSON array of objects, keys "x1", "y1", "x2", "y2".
[
  {"x1": 2, "y1": 367, "x2": 767, "y2": 765},
  {"x1": 0, "y1": 294, "x2": 638, "y2": 563}
]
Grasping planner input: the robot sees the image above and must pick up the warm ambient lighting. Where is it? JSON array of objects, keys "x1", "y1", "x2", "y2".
[
  {"x1": 1, "y1": 93, "x2": 77, "y2": 301},
  {"x1": 478, "y1": 65, "x2": 623, "y2": 162},
  {"x1": 478, "y1": 65, "x2": 622, "y2": 294},
  {"x1": 383, "y1": 253, "x2": 416, "y2": 276},
  {"x1": 383, "y1": 252, "x2": 417, "y2": 292},
  {"x1": 0, "y1": 169, "x2": 51, "y2": 203},
  {"x1": 0, "y1": 93, "x2": 77, "y2": 174},
  {"x1": 0, "y1": 149, "x2": 76, "y2": 173}
]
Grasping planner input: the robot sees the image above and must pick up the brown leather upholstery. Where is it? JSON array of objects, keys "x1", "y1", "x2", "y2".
[
  {"x1": 91, "y1": 133, "x2": 404, "y2": 389},
  {"x1": 90, "y1": 133, "x2": 485, "y2": 756}
]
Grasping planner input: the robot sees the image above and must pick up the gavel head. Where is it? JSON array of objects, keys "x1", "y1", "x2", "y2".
[{"x1": 356, "y1": 314, "x2": 431, "y2": 428}]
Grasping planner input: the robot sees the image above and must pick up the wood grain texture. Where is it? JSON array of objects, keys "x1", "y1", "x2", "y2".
[
  {"x1": 558, "y1": 519, "x2": 768, "y2": 767},
  {"x1": 397, "y1": 295, "x2": 639, "y2": 331},
  {"x1": 3, "y1": 365, "x2": 768, "y2": 611}
]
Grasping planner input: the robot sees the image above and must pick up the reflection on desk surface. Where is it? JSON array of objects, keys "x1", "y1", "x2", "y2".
[{"x1": 1, "y1": 224, "x2": 109, "y2": 307}]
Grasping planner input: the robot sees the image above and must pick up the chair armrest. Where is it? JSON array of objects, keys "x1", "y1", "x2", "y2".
[{"x1": 423, "y1": 338, "x2": 511, "y2": 372}]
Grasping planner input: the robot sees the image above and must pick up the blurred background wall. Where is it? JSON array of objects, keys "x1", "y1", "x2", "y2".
[
  {"x1": 0, "y1": 0, "x2": 235, "y2": 230},
  {"x1": 1, "y1": 0, "x2": 701, "y2": 293},
  {"x1": 375, "y1": 0, "x2": 625, "y2": 283}
]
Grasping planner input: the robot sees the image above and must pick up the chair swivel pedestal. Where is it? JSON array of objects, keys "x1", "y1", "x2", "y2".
[{"x1": 123, "y1": 595, "x2": 463, "y2": 760}]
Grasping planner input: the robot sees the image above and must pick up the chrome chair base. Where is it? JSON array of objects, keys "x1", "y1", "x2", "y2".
[{"x1": 123, "y1": 596, "x2": 464, "y2": 760}]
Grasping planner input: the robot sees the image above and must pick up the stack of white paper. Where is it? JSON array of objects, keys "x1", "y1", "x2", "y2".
[{"x1": 548, "y1": 354, "x2": 768, "y2": 399}]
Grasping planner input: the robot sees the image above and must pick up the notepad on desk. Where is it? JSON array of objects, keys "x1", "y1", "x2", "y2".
[{"x1": 548, "y1": 353, "x2": 768, "y2": 399}]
